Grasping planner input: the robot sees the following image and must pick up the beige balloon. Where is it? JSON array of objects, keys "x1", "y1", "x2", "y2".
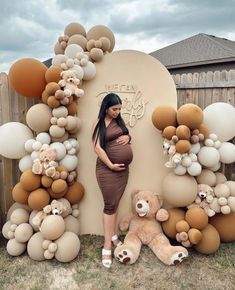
[
  {"x1": 26, "y1": 104, "x2": 52, "y2": 133},
  {"x1": 40, "y1": 215, "x2": 65, "y2": 240},
  {"x1": 55, "y1": 231, "x2": 80, "y2": 262},
  {"x1": 162, "y1": 172, "x2": 198, "y2": 207},
  {"x1": 64, "y1": 215, "x2": 80, "y2": 235},
  {"x1": 27, "y1": 232, "x2": 45, "y2": 261},
  {"x1": 7, "y1": 239, "x2": 26, "y2": 256}
]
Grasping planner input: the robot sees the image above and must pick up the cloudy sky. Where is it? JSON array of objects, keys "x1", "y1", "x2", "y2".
[{"x1": 1, "y1": 0, "x2": 235, "y2": 72}]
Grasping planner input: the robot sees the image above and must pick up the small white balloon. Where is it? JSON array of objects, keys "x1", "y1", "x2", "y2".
[
  {"x1": 65, "y1": 44, "x2": 83, "y2": 59},
  {"x1": 50, "y1": 142, "x2": 67, "y2": 160},
  {"x1": 189, "y1": 143, "x2": 201, "y2": 154},
  {"x1": 181, "y1": 156, "x2": 192, "y2": 168},
  {"x1": 31, "y1": 151, "x2": 40, "y2": 161},
  {"x1": 52, "y1": 54, "x2": 68, "y2": 66},
  {"x1": 36, "y1": 133, "x2": 51, "y2": 145},
  {"x1": 198, "y1": 147, "x2": 220, "y2": 167},
  {"x1": 187, "y1": 162, "x2": 202, "y2": 176},
  {"x1": 174, "y1": 165, "x2": 187, "y2": 175},
  {"x1": 25, "y1": 139, "x2": 35, "y2": 153},
  {"x1": 72, "y1": 65, "x2": 84, "y2": 80},
  {"x1": 82, "y1": 61, "x2": 96, "y2": 81},
  {"x1": 60, "y1": 155, "x2": 78, "y2": 171},
  {"x1": 189, "y1": 153, "x2": 197, "y2": 162},
  {"x1": 19, "y1": 155, "x2": 33, "y2": 172},
  {"x1": 205, "y1": 139, "x2": 214, "y2": 147},
  {"x1": 208, "y1": 162, "x2": 221, "y2": 172},
  {"x1": 219, "y1": 142, "x2": 235, "y2": 164},
  {"x1": 32, "y1": 141, "x2": 42, "y2": 151}
]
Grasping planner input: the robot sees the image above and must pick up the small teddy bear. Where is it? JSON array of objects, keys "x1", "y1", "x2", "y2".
[
  {"x1": 58, "y1": 70, "x2": 84, "y2": 100},
  {"x1": 187, "y1": 184, "x2": 215, "y2": 217},
  {"x1": 32, "y1": 200, "x2": 67, "y2": 228},
  {"x1": 32, "y1": 145, "x2": 58, "y2": 178}
]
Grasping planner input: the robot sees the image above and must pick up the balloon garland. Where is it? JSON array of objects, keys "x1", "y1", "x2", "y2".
[
  {"x1": 152, "y1": 102, "x2": 235, "y2": 253},
  {"x1": 0, "y1": 22, "x2": 115, "y2": 262}
]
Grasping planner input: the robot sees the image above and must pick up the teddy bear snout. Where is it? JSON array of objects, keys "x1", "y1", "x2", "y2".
[
  {"x1": 52, "y1": 208, "x2": 60, "y2": 215},
  {"x1": 199, "y1": 191, "x2": 207, "y2": 199},
  {"x1": 136, "y1": 200, "x2": 149, "y2": 216}
]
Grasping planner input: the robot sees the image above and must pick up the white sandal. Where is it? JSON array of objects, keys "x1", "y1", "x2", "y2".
[
  {"x1": 102, "y1": 248, "x2": 112, "y2": 268},
  {"x1": 111, "y1": 235, "x2": 123, "y2": 247}
]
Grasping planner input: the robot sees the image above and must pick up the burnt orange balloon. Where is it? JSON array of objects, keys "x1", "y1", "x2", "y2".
[
  {"x1": 198, "y1": 123, "x2": 209, "y2": 139},
  {"x1": 12, "y1": 182, "x2": 30, "y2": 204},
  {"x1": 210, "y1": 213, "x2": 235, "y2": 242},
  {"x1": 64, "y1": 181, "x2": 85, "y2": 204},
  {"x1": 41, "y1": 90, "x2": 49, "y2": 104},
  {"x1": 175, "y1": 140, "x2": 191, "y2": 153},
  {"x1": 162, "y1": 208, "x2": 185, "y2": 239},
  {"x1": 194, "y1": 224, "x2": 220, "y2": 254},
  {"x1": 45, "y1": 82, "x2": 60, "y2": 95},
  {"x1": 47, "y1": 188, "x2": 67, "y2": 199},
  {"x1": 28, "y1": 188, "x2": 50, "y2": 210},
  {"x1": 188, "y1": 228, "x2": 202, "y2": 244},
  {"x1": 9, "y1": 58, "x2": 47, "y2": 97},
  {"x1": 177, "y1": 104, "x2": 203, "y2": 129},
  {"x1": 185, "y1": 207, "x2": 208, "y2": 230},
  {"x1": 41, "y1": 176, "x2": 53, "y2": 188},
  {"x1": 162, "y1": 126, "x2": 176, "y2": 140},
  {"x1": 45, "y1": 66, "x2": 62, "y2": 83},
  {"x1": 20, "y1": 170, "x2": 41, "y2": 192},
  {"x1": 152, "y1": 106, "x2": 177, "y2": 131},
  {"x1": 176, "y1": 220, "x2": 190, "y2": 233},
  {"x1": 67, "y1": 102, "x2": 78, "y2": 115},
  {"x1": 51, "y1": 179, "x2": 68, "y2": 194},
  {"x1": 176, "y1": 125, "x2": 191, "y2": 140}
]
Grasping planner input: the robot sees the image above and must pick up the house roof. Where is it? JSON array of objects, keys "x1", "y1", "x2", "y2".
[{"x1": 150, "y1": 33, "x2": 235, "y2": 69}]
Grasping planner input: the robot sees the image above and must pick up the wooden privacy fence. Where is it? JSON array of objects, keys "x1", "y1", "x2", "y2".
[{"x1": 0, "y1": 70, "x2": 235, "y2": 227}]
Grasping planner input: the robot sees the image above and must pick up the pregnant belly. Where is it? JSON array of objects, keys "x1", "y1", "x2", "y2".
[{"x1": 106, "y1": 141, "x2": 133, "y2": 165}]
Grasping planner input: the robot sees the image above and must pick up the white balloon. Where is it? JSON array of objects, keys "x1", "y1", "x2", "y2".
[
  {"x1": 59, "y1": 155, "x2": 78, "y2": 171},
  {"x1": 203, "y1": 102, "x2": 235, "y2": 142},
  {"x1": 19, "y1": 155, "x2": 33, "y2": 172},
  {"x1": 72, "y1": 65, "x2": 84, "y2": 80},
  {"x1": 0, "y1": 122, "x2": 33, "y2": 159},
  {"x1": 181, "y1": 156, "x2": 192, "y2": 168},
  {"x1": 31, "y1": 151, "x2": 40, "y2": 161},
  {"x1": 187, "y1": 162, "x2": 202, "y2": 176},
  {"x1": 174, "y1": 165, "x2": 187, "y2": 175},
  {"x1": 36, "y1": 133, "x2": 51, "y2": 145},
  {"x1": 198, "y1": 146, "x2": 220, "y2": 167},
  {"x1": 32, "y1": 141, "x2": 42, "y2": 151},
  {"x1": 50, "y1": 142, "x2": 66, "y2": 160},
  {"x1": 82, "y1": 61, "x2": 96, "y2": 81},
  {"x1": 65, "y1": 44, "x2": 83, "y2": 59},
  {"x1": 189, "y1": 143, "x2": 201, "y2": 154},
  {"x1": 208, "y1": 162, "x2": 221, "y2": 172},
  {"x1": 25, "y1": 139, "x2": 35, "y2": 153},
  {"x1": 219, "y1": 142, "x2": 235, "y2": 164},
  {"x1": 52, "y1": 55, "x2": 68, "y2": 66}
]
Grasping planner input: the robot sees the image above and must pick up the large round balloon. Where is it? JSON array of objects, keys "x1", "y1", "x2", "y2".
[
  {"x1": 203, "y1": 102, "x2": 235, "y2": 142},
  {"x1": 26, "y1": 104, "x2": 52, "y2": 133},
  {"x1": 9, "y1": 58, "x2": 47, "y2": 97},
  {"x1": 0, "y1": 122, "x2": 33, "y2": 159},
  {"x1": 162, "y1": 172, "x2": 198, "y2": 207}
]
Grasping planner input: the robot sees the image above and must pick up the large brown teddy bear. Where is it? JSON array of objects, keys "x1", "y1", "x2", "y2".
[{"x1": 114, "y1": 190, "x2": 188, "y2": 265}]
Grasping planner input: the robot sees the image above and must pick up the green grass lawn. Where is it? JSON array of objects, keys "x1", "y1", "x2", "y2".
[{"x1": 1, "y1": 235, "x2": 235, "y2": 290}]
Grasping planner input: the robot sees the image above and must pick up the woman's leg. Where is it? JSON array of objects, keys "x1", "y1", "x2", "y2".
[{"x1": 103, "y1": 212, "x2": 117, "y2": 249}]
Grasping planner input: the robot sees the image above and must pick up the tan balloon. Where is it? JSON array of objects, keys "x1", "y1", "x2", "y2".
[
  {"x1": 86, "y1": 25, "x2": 115, "y2": 52},
  {"x1": 27, "y1": 232, "x2": 45, "y2": 261},
  {"x1": 210, "y1": 213, "x2": 235, "y2": 242},
  {"x1": 196, "y1": 169, "x2": 216, "y2": 187},
  {"x1": 26, "y1": 104, "x2": 52, "y2": 133},
  {"x1": 55, "y1": 231, "x2": 80, "y2": 262},
  {"x1": 162, "y1": 172, "x2": 197, "y2": 207},
  {"x1": 64, "y1": 22, "x2": 86, "y2": 37},
  {"x1": 177, "y1": 104, "x2": 203, "y2": 129},
  {"x1": 152, "y1": 106, "x2": 177, "y2": 131},
  {"x1": 68, "y1": 34, "x2": 87, "y2": 50},
  {"x1": 7, "y1": 239, "x2": 26, "y2": 256},
  {"x1": 41, "y1": 215, "x2": 65, "y2": 240}
]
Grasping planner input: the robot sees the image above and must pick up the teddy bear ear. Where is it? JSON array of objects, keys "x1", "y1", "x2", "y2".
[
  {"x1": 60, "y1": 71, "x2": 65, "y2": 77},
  {"x1": 131, "y1": 189, "x2": 140, "y2": 198}
]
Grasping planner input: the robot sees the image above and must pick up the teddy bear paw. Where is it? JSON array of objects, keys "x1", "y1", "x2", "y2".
[
  {"x1": 114, "y1": 248, "x2": 135, "y2": 264},
  {"x1": 170, "y1": 251, "x2": 188, "y2": 265}
]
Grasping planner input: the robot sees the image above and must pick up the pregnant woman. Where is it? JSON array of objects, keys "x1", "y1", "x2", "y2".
[{"x1": 92, "y1": 93, "x2": 133, "y2": 268}]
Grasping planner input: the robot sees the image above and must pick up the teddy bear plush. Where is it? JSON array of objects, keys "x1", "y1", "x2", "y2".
[
  {"x1": 32, "y1": 145, "x2": 58, "y2": 178},
  {"x1": 114, "y1": 190, "x2": 188, "y2": 265},
  {"x1": 32, "y1": 200, "x2": 66, "y2": 228},
  {"x1": 58, "y1": 70, "x2": 84, "y2": 99},
  {"x1": 187, "y1": 184, "x2": 215, "y2": 217}
]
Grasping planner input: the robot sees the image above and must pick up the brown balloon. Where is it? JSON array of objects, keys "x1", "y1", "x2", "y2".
[
  {"x1": 9, "y1": 58, "x2": 47, "y2": 97},
  {"x1": 45, "y1": 66, "x2": 62, "y2": 83},
  {"x1": 152, "y1": 105, "x2": 177, "y2": 131}
]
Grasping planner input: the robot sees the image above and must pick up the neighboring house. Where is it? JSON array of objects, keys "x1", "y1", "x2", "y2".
[{"x1": 150, "y1": 33, "x2": 235, "y2": 74}]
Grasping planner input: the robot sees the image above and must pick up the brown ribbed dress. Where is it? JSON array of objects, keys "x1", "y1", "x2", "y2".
[{"x1": 96, "y1": 119, "x2": 133, "y2": 214}]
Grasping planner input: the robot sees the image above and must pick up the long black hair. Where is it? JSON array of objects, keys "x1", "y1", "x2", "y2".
[{"x1": 92, "y1": 93, "x2": 129, "y2": 149}]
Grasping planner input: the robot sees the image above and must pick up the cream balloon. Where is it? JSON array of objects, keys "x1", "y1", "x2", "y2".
[
  {"x1": 55, "y1": 231, "x2": 80, "y2": 262},
  {"x1": 203, "y1": 102, "x2": 235, "y2": 142},
  {"x1": 65, "y1": 44, "x2": 83, "y2": 59},
  {"x1": 0, "y1": 122, "x2": 33, "y2": 159},
  {"x1": 219, "y1": 142, "x2": 235, "y2": 164},
  {"x1": 60, "y1": 155, "x2": 78, "y2": 171},
  {"x1": 82, "y1": 61, "x2": 96, "y2": 80},
  {"x1": 198, "y1": 147, "x2": 220, "y2": 167},
  {"x1": 52, "y1": 54, "x2": 68, "y2": 66},
  {"x1": 19, "y1": 155, "x2": 33, "y2": 172},
  {"x1": 26, "y1": 104, "x2": 52, "y2": 133}
]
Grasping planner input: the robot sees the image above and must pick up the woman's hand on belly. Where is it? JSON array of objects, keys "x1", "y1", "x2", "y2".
[
  {"x1": 111, "y1": 163, "x2": 126, "y2": 171},
  {"x1": 116, "y1": 135, "x2": 130, "y2": 145}
]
